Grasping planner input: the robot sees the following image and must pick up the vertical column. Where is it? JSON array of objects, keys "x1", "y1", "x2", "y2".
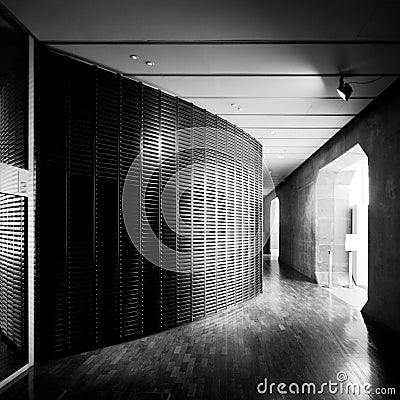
[
  {"x1": 94, "y1": 69, "x2": 120, "y2": 345},
  {"x1": 191, "y1": 106, "x2": 206, "y2": 320},
  {"x1": 216, "y1": 117, "x2": 227, "y2": 311},
  {"x1": 239, "y1": 130, "x2": 250, "y2": 301},
  {"x1": 35, "y1": 50, "x2": 69, "y2": 357},
  {"x1": 119, "y1": 79, "x2": 142, "y2": 338},
  {"x1": 176, "y1": 99, "x2": 192, "y2": 324},
  {"x1": 28, "y1": 36, "x2": 35, "y2": 364},
  {"x1": 141, "y1": 86, "x2": 161, "y2": 333},
  {"x1": 160, "y1": 92, "x2": 177, "y2": 329},
  {"x1": 248, "y1": 138, "x2": 256, "y2": 298},
  {"x1": 226, "y1": 123, "x2": 236, "y2": 307},
  {"x1": 205, "y1": 112, "x2": 217, "y2": 315},
  {"x1": 234, "y1": 127, "x2": 243, "y2": 304},
  {"x1": 67, "y1": 59, "x2": 96, "y2": 351}
]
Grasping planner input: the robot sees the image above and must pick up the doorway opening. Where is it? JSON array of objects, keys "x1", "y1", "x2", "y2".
[
  {"x1": 270, "y1": 197, "x2": 279, "y2": 260},
  {"x1": 315, "y1": 144, "x2": 368, "y2": 310}
]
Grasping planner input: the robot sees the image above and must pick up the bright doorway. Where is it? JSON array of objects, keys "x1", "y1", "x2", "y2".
[
  {"x1": 270, "y1": 197, "x2": 279, "y2": 260},
  {"x1": 315, "y1": 144, "x2": 369, "y2": 309}
]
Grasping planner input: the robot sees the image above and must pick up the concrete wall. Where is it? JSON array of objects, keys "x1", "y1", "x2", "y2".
[{"x1": 276, "y1": 78, "x2": 400, "y2": 334}]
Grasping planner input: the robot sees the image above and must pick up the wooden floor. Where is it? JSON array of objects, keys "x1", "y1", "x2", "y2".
[
  {"x1": 0, "y1": 334, "x2": 26, "y2": 383},
  {"x1": 1, "y1": 259, "x2": 399, "y2": 399}
]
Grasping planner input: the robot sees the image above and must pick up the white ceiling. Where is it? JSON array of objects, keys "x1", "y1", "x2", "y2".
[{"x1": 4, "y1": 0, "x2": 400, "y2": 192}]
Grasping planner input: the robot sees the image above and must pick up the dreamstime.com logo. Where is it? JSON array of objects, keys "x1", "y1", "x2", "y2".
[{"x1": 256, "y1": 372, "x2": 396, "y2": 396}]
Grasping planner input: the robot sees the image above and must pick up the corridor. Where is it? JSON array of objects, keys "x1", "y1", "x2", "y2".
[{"x1": 1, "y1": 259, "x2": 398, "y2": 399}]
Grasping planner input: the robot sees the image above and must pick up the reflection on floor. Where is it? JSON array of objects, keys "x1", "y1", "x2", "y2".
[
  {"x1": 0, "y1": 334, "x2": 26, "y2": 383},
  {"x1": 1, "y1": 260, "x2": 398, "y2": 399},
  {"x1": 326, "y1": 285, "x2": 368, "y2": 311}
]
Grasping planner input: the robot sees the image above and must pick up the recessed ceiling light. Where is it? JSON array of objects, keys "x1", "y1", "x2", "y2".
[
  {"x1": 277, "y1": 155, "x2": 285, "y2": 159},
  {"x1": 271, "y1": 131, "x2": 276, "y2": 136},
  {"x1": 231, "y1": 103, "x2": 237, "y2": 107},
  {"x1": 145, "y1": 60, "x2": 155, "y2": 66},
  {"x1": 265, "y1": 149, "x2": 270, "y2": 153},
  {"x1": 237, "y1": 107, "x2": 243, "y2": 111},
  {"x1": 129, "y1": 54, "x2": 138, "y2": 60}
]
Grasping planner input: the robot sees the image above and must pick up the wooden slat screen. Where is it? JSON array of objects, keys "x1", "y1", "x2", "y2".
[
  {"x1": 0, "y1": 194, "x2": 26, "y2": 352},
  {"x1": 35, "y1": 48, "x2": 263, "y2": 358},
  {"x1": 0, "y1": 54, "x2": 28, "y2": 354}
]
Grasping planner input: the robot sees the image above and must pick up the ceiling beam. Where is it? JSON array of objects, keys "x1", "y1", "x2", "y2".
[
  {"x1": 260, "y1": 146, "x2": 321, "y2": 148},
  {"x1": 127, "y1": 73, "x2": 398, "y2": 77},
  {"x1": 45, "y1": 39, "x2": 400, "y2": 45},
  {"x1": 240, "y1": 126, "x2": 342, "y2": 129},
  {"x1": 181, "y1": 96, "x2": 375, "y2": 99},
  {"x1": 218, "y1": 113, "x2": 357, "y2": 117}
]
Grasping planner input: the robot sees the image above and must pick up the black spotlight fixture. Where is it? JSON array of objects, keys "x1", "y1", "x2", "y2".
[{"x1": 337, "y1": 76, "x2": 353, "y2": 101}]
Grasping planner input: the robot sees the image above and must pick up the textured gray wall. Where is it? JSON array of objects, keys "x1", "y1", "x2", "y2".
[{"x1": 276, "y1": 78, "x2": 400, "y2": 334}]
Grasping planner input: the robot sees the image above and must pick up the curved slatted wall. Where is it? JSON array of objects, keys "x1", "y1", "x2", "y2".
[
  {"x1": 0, "y1": 194, "x2": 26, "y2": 352},
  {"x1": 205, "y1": 112, "x2": 217, "y2": 316},
  {"x1": 0, "y1": 56, "x2": 28, "y2": 354},
  {"x1": 0, "y1": 61, "x2": 27, "y2": 169},
  {"x1": 95, "y1": 69, "x2": 120, "y2": 346},
  {"x1": 35, "y1": 53, "x2": 69, "y2": 356},
  {"x1": 160, "y1": 92, "x2": 178, "y2": 330},
  {"x1": 142, "y1": 85, "x2": 161, "y2": 333},
  {"x1": 191, "y1": 106, "x2": 206, "y2": 320},
  {"x1": 35, "y1": 48, "x2": 263, "y2": 358},
  {"x1": 67, "y1": 60, "x2": 96, "y2": 352},
  {"x1": 119, "y1": 78, "x2": 142, "y2": 339}
]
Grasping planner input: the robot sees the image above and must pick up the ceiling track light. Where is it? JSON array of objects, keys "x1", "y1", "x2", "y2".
[
  {"x1": 337, "y1": 76, "x2": 353, "y2": 101},
  {"x1": 337, "y1": 75, "x2": 383, "y2": 101}
]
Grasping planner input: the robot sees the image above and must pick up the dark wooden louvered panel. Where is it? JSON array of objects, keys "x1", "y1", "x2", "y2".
[
  {"x1": 0, "y1": 61, "x2": 27, "y2": 169},
  {"x1": 244, "y1": 142, "x2": 252, "y2": 301},
  {"x1": 234, "y1": 127, "x2": 243, "y2": 305},
  {"x1": 226, "y1": 123, "x2": 236, "y2": 307},
  {"x1": 67, "y1": 60, "x2": 96, "y2": 351},
  {"x1": 95, "y1": 69, "x2": 120, "y2": 345},
  {"x1": 247, "y1": 137, "x2": 256, "y2": 299},
  {"x1": 160, "y1": 92, "x2": 177, "y2": 329},
  {"x1": 142, "y1": 85, "x2": 161, "y2": 333},
  {"x1": 255, "y1": 141, "x2": 263, "y2": 293},
  {"x1": 204, "y1": 112, "x2": 217, "y2": 315},
  {"x1": 35, "y1": 50, "x2": 69, "y2": 357},
  {"x1": 236, "y1": 130, "x2": 250, "y2": 301},
  {"x1": 119, "y1": 79, "x2": 142, "y2": 338},
  {"x1": 0, "y1": 194, "x2": 26, "y2": 352},
  {"x1": 216, "y1": 117, "x2": 227, "y2": 311},
  {"x1": 35, "y1": 49, "x2": 263, "y2": 359},
  {"x1": 177, "y1": 100, "x2": 192, "y2": 324},
  {"x1": 191, "y1": 106, "x2": 206, "y2": 320}
]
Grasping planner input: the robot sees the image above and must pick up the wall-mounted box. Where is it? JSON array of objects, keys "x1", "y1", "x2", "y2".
[{"x1": 0, "y1": 162, "x2": 31, "y2": 197}]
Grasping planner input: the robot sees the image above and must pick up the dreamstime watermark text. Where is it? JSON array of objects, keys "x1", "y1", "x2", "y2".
[{"x1": 256, "y1": 372, "x2": 396, "y2": 396}]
